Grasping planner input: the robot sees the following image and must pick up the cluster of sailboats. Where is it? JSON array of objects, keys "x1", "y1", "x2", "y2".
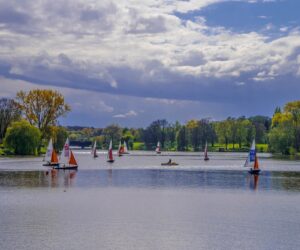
[{"x1": 43, "y1": 138, "x2": 261, "y2": 175}]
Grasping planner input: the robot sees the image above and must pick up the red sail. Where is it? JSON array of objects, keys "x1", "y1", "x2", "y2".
[
  {"x1": 51, "y1": 150, "x2": 59, "y2": 164},
  {"x1": 253, "y1": 154, "x2": 259, "y2": 170},
  {"x1": 69, "y1": 150, "x2": 78, "y2": 166},
  {"x1": 108, "y1": 149, "x2": 114, "y2": 161}
]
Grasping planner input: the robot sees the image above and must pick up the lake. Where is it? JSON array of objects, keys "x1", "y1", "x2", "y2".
[{"x1": 1, "y1": 151, "x2": 300, "y2": 250}]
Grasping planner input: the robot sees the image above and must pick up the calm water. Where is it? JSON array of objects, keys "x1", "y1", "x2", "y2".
[{"x1": 1, "y1": 151, "x2": 300, "y2": 250}]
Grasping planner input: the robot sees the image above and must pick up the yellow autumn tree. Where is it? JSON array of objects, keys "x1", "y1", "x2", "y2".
[{"x1": 16, "y1": 89, "x2": 71, "y2": 139}]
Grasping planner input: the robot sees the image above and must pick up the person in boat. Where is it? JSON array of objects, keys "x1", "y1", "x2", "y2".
[{"x1": 167, "y1": 159, "x2": 172, "y2": 164}]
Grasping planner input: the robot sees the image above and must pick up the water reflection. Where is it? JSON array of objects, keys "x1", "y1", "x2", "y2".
[
  {"x1": 44, "y1": 169, "x2": 77, "y2": 188},
  {"x1": 247, "y1": 174, "x2": 259, "y2": 191},
  {"x1": 1, "y1": 169, "x2": 300, "y2": 192}
]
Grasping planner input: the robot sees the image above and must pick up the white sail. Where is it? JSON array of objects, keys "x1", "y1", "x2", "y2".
[
  {"x1": 124, "y1": 141, "x2": 129, "y2": 153},
  {"x1": 44, "y1": 139, "x2": 53, "y2": 162},
  {"x1": 92, "y1": 141, "x2": 97, "y2": 156},
  {"x1": 244, "y1": 139, "x2": 256, "y2": 168},
  {"x1": 155, "y1": 141, "x2": 161, "y2": 153},
  {"x1": 60, "y1": 138, "x2": 70, "y2": 165}
]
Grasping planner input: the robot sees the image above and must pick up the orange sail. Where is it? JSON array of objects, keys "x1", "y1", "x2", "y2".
[
  {"x1": 51, "y1": 150, "x2": 59, "y2": 164},
  {"x1": 69, "y1": 150, "x2": 78, "y2": 166},
  {"x1": 253, "y1": 154, "x2": 259, "y2": 170}
]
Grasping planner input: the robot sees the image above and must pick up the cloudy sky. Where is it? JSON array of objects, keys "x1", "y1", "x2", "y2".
[{"x1": 0, "y1": 0, "x2": 300, "y2": 127}]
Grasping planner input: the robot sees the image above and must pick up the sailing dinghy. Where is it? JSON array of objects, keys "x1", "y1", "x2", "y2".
[
  {"x1": 155, "y1": 141, "x2": 161, "y2": 154},
  {"x1": 43, "y1": 139, "x2": 59, "y2": 167},
  {"x1": 244, "y1": 139, "x2": 260, "y2": 175},
  {"x1": 107, "y1": 140, "x2": 115, "y2": 163},
  {"x1": 92, "y1": 141, "x2": 98, "y2": 158},
  {"x1": 55, "y1": 138, "x2": 78, "y2": 170},
  {"x1": 123, "y1": 141, "x2": 129, "y2": 154},
  {"x1": 118, "y1": 141, "x2": 124, "y2": 156},
  {"x1": 204, "y1": 141, "x2": 209, "y2": 161}
]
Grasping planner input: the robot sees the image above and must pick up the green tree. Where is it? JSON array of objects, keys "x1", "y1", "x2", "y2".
[
  {"x1": 4, "y1": 120, "x2": 41, "y2": 155},
  {"x1": 103, "y1": 124, "x2": 122, "y2": 148},
  {"x1": 176, "y1": 126, "x2": 187, "y2": 151},
  {"x1": 215, "y1": 120, "x2": 231, "y2": 150},
  {"x1": 52, "y1": 126, "x2": 68, "y2": 151},
  {"x1": 0, "y1": 98, "x2": 21, "y2": 141},
  {"x1": 16, "y1": 89, "x2": 70, "y2": 139}
]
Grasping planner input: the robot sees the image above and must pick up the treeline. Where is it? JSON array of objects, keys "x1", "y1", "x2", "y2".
[
  {"x1": 1, "y1": 88, "x2": 299, "y2": 156},
  {"x1": 67, "y1": 116, "x2": 270, "y2": 152}
]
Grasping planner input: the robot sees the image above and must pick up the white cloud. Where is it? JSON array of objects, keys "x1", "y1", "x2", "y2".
[{"x1": 113, "y1": 110, "x2": 138, "y2": 118}]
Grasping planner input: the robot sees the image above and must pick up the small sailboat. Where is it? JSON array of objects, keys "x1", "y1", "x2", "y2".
[
  {"x1": 244, "y1": 139, "x2": 260, "y2": 175},
  {"x1": 118, "y1": 141, "x2": 124, "y2": 156},
  {"x1": 43, "y1": 139, "x2": 59, "y2": 167},
  {"x1": 204, "y1": 141, "x2": 209, "y2": 161},
  {"x1": 55, "y1": 138, "x2": 78, "y2": 170},
  {"x1": 155, "y1": 141, "x2": 161, "y2": 154},
  {"x1": 91, "y1": 141, "x2": 98, "y2": 158},
  {"x1": 123, "y1": 141, "x2": 129, "y2": 154},
  {"x1": 107, "y1": 139, "x2": 115, "y2": 163}
]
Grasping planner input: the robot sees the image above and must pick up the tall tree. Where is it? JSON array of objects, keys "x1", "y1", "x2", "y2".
[
  {"x1": 16, "y1": 89, "x2": 70, "y2": 138},
  {"x1": 0, "y1": 98, "x2": 21, "y2": 141}
]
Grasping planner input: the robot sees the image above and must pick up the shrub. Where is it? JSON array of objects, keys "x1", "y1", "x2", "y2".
[{"x1": 4, "y1": 120, "x2": 41, "y2": 155}]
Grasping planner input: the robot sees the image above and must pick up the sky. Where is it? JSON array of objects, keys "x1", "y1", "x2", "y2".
[{"x1": 0, "y1": 0, "x2": 300, "y2": 127}]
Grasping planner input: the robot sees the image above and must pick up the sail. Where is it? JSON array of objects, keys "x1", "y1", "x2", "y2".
[
  {"x1": 244, "y1": 139, "x2": 256, "y2": 168},
  {"x1": 204, "y1": 141, "x2": 209, "y2": 159},
  {"x1": 155, "y1": 141, "x2": 161, "y2": 153},
  {"x1": 69, "y1": 150, "x2": 78, "y2": 166},
  {"x1": 44, "y1": 139, "x2": 53, "y2": 162},
  {"x1": 124, "y1": 141, "x2": 128, "y2": 153},
  {"x1": 253, "y1": 154, "x2": 259, "y2": 170},
  {"x1": 51, "y1": 150, "x2": 59, "y2": 164},
  {"x1": 60, "y1": 138, "x2": 70, "y2": 165},
  {"x1": 118, "y1": 141, "x2": 124, "y2": 155},
  {"x1": 108, "y1": 140, "x2": 114, "y2": 161},
  {"x1": 92, "y1": 141, "x2": 97, "y2": 157}
]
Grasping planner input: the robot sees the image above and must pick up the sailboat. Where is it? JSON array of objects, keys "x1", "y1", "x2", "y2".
[
  {"x1": 91, "y1": 141, "x2": 98, "y2": 158},
  {"x1": 55, "y1": 138, "x2": 78, "y2": 170},
  {"x1": 107, "y1": 139, "x2": 115, "y2": 163},
  {"x1": 43, "y1": 139, "x2": 59, "y2": 167},
  {"x1": 155, "y1": 141, "x2": 161, "y2": 154},
  {"x1": 244, "y1": 139, "x2": 260, "y2": 174},
  {"x1": 123, "y1": 141, "x2": 129, "y2": 154},
  {"x1": 204, "y1": 141, "x2": 209, "y2": 161},
  {"x1": 118, "y1": 141, "x2": 124, "y2": 156}
]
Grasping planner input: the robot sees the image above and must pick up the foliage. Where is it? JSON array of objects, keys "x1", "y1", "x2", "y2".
[
  {"x1": 0, "y1": 98, "x2": 21, "y2": 141},
  {"x1": 269, "y1": 100, "x2": 300, "y2": 154},
  {"x1": 16, "y1": 89, "x2": 70, "y2": 139},
  {"x1": 4, "y1": 120, "x2": 41, "y2": 155},
  {"x1": 103, "y1": 124, "x2": 122, "y2": 147},
  {"x1": 52, "y1": 126, "x2": 68, "y2": 151}
]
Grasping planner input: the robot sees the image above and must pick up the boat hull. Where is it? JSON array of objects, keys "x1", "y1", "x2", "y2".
[
  {"x1": 161, "y1": 162, "x2": 179, "y2": 166},
  {"x1": 53, "y1": 165, "x2": 78, "y2": 170},
  {"x1": 204, "y1": 157, "x2": 209, "y2": 161},
  {"x1": 43, "y1": 162, "x2": 59, "y2": 167},
  {"x1": 107, "y1": 160, "x2": 114, "y2": 163},
  {"x1": 248, "y1": 169, "x2": 261, "y2": 175}
]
